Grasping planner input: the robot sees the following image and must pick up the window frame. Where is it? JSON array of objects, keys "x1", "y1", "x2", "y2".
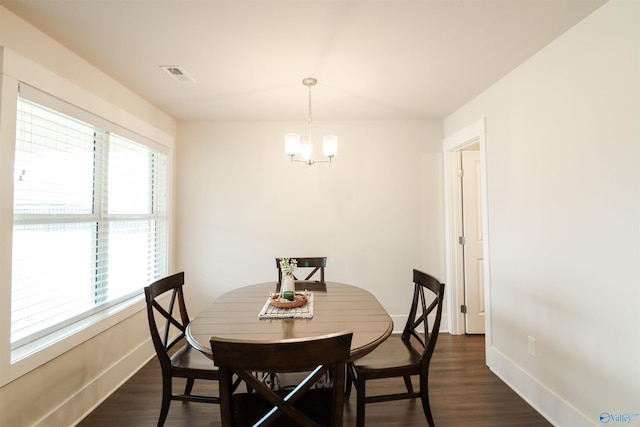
[{"x1": 0, "y1": 68, "x2": 174, "y2": 387}]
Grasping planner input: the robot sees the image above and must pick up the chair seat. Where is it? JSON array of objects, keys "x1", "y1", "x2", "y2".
[
  {"x1": 171, "y1": 344, "x2": 219, "y2": 379},
  {"x1": 231, "y1": 388, "x2": 334, "y2": 426},
  {"x1": 353, "y1": 335, "x2": 422, "y2": 377}
]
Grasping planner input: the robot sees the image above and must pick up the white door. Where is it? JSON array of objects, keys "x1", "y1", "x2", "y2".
[{"x1": 462, "y1": 150, "x2": 485, "y2": 334}]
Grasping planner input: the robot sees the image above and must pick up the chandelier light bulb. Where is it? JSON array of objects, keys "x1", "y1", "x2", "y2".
[
  {"x1": 285, "y1": 133, "x2": 300, "y2": 155},
  {"x1": 322, "y1": 135, "x2": 338, "y2": 157},
  {"x1": 300, "y1": 140, "x2": 313, "y2": 162}
]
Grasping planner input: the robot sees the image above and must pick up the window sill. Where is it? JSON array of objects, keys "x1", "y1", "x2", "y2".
[{"x1": 1, "y1": 292, "x2": 145, "y2": 387}]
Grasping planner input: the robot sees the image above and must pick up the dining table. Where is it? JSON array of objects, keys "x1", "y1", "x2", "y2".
[{"x1": 185, "y1": 281, "x2": 393, "y2": 361}]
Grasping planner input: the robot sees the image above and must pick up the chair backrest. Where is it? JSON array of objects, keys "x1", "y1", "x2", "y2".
[
  {"x1": 211, "y1": 332, "x2": 352, "y2": 427},
  {"x1": 144, "y1": 272, "x2": 190, "y2": 370},
  {"x1": 401, "y1": 269, "x2": 445, "y2": 364},
  {"x1": 276, "y1": 257, "x2": 326, "y2": 288}
]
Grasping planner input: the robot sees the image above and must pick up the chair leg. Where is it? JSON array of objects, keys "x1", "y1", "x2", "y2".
[
  {"x1": 182, "y1": 378, "x2": 195, "y2": 404},
  {"x1": 420, "y1": 374, "x2": 435, "y2": 427},
  {"x1": 356, "y1": 377, "x2": 366, "y2": 427},
  {"x1": 345, "y1": 364, "x2": 354, "y2": 398},
  {"x1": 158, "y1": 375, "x2": 172, "y2": 427},
  {"x1": 269, "y1": 372, "x2": 279, "y2": 390},
  {"x1": 420, "y1": 391, "x2": 435, "y2": 427},
  {"x1": 403, "y1": 375, "x2": 414, "y2": 393}
]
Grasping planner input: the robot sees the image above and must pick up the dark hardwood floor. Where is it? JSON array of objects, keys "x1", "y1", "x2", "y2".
[{"x1": 78, "y1": 334, "x2": 551, "y2": 426}]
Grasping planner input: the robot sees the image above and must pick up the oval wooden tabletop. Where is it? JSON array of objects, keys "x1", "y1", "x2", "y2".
[{"x1": 186, "y1": 281, "x2": 393, "y2": 361}]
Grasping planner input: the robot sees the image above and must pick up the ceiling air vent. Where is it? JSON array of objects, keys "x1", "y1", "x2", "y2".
[{"x1": 160, "y1": 65, "x2": 196, "y2": 84}]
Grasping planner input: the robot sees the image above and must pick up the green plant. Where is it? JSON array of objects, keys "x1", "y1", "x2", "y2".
[{"x1": 278, "y1": 257, "x2": 298, "y2": 275}]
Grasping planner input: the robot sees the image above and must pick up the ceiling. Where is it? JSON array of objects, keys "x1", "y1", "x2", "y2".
[{"x1": 1, "y1": 0, "x2": 607, "y2": 122}]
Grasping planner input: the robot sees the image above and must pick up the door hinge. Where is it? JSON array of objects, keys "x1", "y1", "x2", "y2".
[
  {"x1": 458, "y1": 235, "x2": 466, "y2": 245},
  {"x1": 457, "y1": 168, "x2": 464, "y2": 178},
  {"x1": 461, "y1": 304, "x2": 468, "y2": 314}
]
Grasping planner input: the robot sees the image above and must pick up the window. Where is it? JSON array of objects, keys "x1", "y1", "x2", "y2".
[{"x1": 10, "y1": 85, "x2": 168, "y2": 357}]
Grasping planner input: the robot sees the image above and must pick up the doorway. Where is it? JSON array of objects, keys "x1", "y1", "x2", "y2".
[{"x1": 443, "y1": 119, "x2": 490, "y2": 336}]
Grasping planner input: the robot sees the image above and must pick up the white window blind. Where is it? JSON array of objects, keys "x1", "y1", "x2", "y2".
[{"x1": 11, "y1": 85, "x2": 168, "y2": 353}]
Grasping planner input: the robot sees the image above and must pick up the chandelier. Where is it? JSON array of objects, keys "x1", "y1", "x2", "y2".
[{"x1": 285, "y1": 78, "x2": 337, "y2": 166}]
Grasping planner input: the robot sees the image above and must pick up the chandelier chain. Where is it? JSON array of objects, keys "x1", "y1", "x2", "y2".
[{"x1": 307, "y1": 83, "x2": 313, "y2": 143}]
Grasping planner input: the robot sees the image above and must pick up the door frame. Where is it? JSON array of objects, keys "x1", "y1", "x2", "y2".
[{"x1": 442, "y1": 119, "x2": 491, "y2": 337}]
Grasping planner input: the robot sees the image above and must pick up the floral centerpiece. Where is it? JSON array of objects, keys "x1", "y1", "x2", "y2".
[
  {"x1": 278, "y1": 258, "x2": 297, "y2": 300},
  {"x1": 278, "y1": 257, "x2": 298, "y2": 276}
]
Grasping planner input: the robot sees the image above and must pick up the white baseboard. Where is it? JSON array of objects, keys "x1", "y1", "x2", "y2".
[
  {"x1": 387, "y1": 318, "x2": 594, "y2": 426},
  {"x1": 487, "y1": 345, "x2": 595, "y2": 427},
  {"x1": 37, "y1": 339, "x2": 155, "y2": 427}
]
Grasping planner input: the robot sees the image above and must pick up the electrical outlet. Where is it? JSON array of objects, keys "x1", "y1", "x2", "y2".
[{"x1": 528, "y1": 336, "x2": 536, "y2": 358}]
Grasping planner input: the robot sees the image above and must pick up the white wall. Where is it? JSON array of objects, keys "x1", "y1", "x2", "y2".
[
  {"x1": 176, "y1": 120, "x2": 445, "y2": 326},
  {"x1": 444, "y1": 1, "x2": 639, "y2": 425},
  {"x1": 0, "y1": 7, "x2": 176, "y2": 426}
]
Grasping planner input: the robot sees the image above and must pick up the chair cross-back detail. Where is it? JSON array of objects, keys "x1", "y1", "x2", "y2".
[
  {"x1": 276, "y1": 257, "x2": 327, "y2": 292},
  {"x1": 144, "y1": 272, "x2": 224, "y2": 426},
  {"x1": 346, "y1": 269, "x2": 445, "y2": 427},
  {"x1": 211, "y1": 332, "x2": 353, "y2": 427}
]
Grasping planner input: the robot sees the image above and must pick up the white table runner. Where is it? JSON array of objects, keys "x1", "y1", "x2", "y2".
[{"x1": 258, "y1": 292, "x2": 314, "y2": 319}]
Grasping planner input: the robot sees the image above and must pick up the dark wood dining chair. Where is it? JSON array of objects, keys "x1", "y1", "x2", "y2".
[
  {"x1": 211, "y1": 332, "x2": 353, "y2": 427},
  {"x1": 144, "y1": 272, "x2": 224, "y2": 426},
  {"x1": 276, "y1": 257, "x2": 327, "y2": 291},
  {"x1": 346, "y1": 269, "x2": 445, "y2": 427}
]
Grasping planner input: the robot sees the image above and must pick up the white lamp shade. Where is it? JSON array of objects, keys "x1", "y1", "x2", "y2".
[
  {"x1": 322, "y1": 135, "x2": 338, "y2": 157},
  {"x1": 285, "y1": 133, "x2": 300, "y2": 155},
  {"x1": 300, "y1": 140, "x2": 313, "y2": 161}
]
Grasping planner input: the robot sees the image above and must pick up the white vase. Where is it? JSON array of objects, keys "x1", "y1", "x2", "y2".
[{"x1": 282, "y1": 274, "x2": 295, "y2": 297}]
